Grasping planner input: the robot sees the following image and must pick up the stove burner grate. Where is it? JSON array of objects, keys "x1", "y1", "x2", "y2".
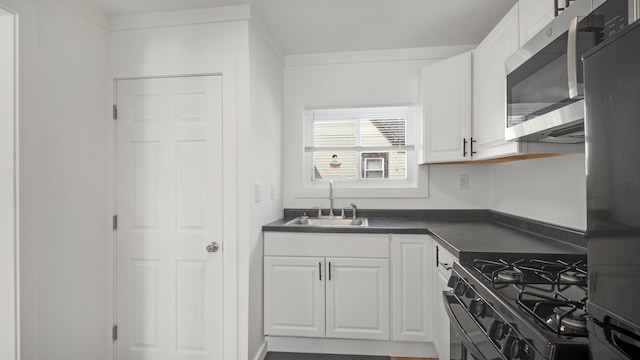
[
  {"x1": 517, "y1": 290, "x2": 589, "y2": 337},
  {"x1": 471, "y1": 258, "x2": 588, "y2": 287}
]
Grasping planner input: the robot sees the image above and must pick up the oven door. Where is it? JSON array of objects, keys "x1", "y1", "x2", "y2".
[{"x1": 443, "y1": 292, "x2": 506, "y2": 360}]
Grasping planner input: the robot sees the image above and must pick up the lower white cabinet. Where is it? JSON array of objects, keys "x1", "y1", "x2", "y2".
[
  {"x1": 326, "y1": 258, "x2": 390, "y2": 340},
  {"x1": 264, "y1": 256, "x2": 325, "y2": 337},
  {"x1": 391, "y1": 234, "x2": 433, "y2": 342},
  {"x1": 264, "y1": 232, "x2": 390, "y2": 341},
  {"x1": 264, "y1": 231, "x2": 438, "y2": 348}
]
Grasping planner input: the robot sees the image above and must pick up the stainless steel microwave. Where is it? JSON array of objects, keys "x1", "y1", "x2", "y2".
[{"x1": 505, "y1": 0, "x2": 637, "y2": 143}]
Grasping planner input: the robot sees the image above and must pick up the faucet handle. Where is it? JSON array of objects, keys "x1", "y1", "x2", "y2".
[
  {"x1": 312, "y1": 207, "x2": 322, "y2": 217},
  {"x1": 350, "y1": 203, "x2": 357, "y2": 219}
]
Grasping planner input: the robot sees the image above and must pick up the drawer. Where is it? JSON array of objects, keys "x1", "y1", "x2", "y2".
[{"x1": 264, "y1": 231, "x2": 389, "y2": 258}]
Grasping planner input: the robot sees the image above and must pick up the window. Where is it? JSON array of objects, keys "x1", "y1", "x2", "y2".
[{"x1": 304, "y1": 106, "x2": 416, "y2": 185}]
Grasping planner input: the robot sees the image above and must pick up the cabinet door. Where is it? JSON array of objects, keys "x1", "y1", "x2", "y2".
[
  {"x1": 264, "y1": 256, "x2": 325, "y2": 337},
  {"x1": 326, "y1": 258, "x2": 390, "y2": 340},
  {"x1": 519, "y1": 0, "x2": 555, "y2": 46},
  {"x1": 472, "y1": 4, "x2": 522, "y2": 160},
  {"x1": 422, "y1": 51, "x2": 473, "y2": 163},
  {"x1": 391, "y1": 235, "x2": 433, "y2": 342}
]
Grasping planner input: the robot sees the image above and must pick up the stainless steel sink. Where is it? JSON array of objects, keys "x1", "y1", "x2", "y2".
[{"x1": 284, "y1": 217, "x2": 369, "y2": 227}]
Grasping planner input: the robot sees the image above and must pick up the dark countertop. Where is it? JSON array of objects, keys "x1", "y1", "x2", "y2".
[
  {"x1": 426, "y1": 222, "x2": 586, "y2": 261},
  {"x1": 263, "y1": 210, "x2": 587, "y2": 260}
]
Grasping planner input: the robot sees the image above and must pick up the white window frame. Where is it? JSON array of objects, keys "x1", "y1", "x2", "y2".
[{"x1": 293, "y1": 105, "x2": 428, "y2": 199}]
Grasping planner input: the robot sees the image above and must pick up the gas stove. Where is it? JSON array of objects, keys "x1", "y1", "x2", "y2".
[{"x1": 445, "y1": 253, "x2": 589, "y2": 360}]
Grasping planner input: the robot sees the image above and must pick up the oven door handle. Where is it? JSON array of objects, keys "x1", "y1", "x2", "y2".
[
  {"x1": 567, "y1": 16, "x2": 584, "y2": 99},
  {"x1": 593, "y1": 318, "x2": 640, "y2": 359},
  {"x1": 442, "y1": 291, "x2": 490, "y2": 360}
]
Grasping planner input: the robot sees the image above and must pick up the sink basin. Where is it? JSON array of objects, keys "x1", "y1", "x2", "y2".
[{"x1": 284, "y1": 217, "x2": 369, "y2": 227}]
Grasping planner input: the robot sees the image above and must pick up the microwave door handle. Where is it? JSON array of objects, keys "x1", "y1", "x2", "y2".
[{"x1": 567, "y1": 16, "x2": 583, "y2": 99}]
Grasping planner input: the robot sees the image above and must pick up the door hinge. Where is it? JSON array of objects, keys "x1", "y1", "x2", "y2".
[
  {"x1": 112, "y1": 105, "x2": 118, "y2": 120},
  {"x1": 112, "y1": 324, "x2": 118, "y2": 341},
  {"x1": 112, "y1": 215, "x2": 117, "y2": 230}
]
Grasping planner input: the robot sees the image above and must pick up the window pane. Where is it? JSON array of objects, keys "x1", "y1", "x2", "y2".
[
  {"x1": 360, "y1": 118, "x2": 406, "y2": 146},
  {"x1": 387, "y1": 151, "x2": 407, "y2": 179},
  {"x1": 365, "y1": 158, "x2": 383, "y2": 170},
  {"x1": 313, "y1": 120, "x2": 356, "y2": 147},
  {"x1": 313, "y1": 151, "x2": 356, "y2": 180},
  {"x1": 364, "y1": 170, "x2": 384, "y2": 179}
]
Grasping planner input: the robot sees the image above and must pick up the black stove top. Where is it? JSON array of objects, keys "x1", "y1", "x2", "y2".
[
  {"x1": 449, "y1": 253, "x2": 589, "y2": 360},
  {"x1": 469, "y1": 258, "x2": 589, "y2": 336}
]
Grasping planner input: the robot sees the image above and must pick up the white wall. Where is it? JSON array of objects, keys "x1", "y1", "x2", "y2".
[
  {"x1": 490, "y1": 154, "x2": 587, "y2": 230},
  {"x1": 283, "y1": 47, "x2": 491, "y2": 210},
  {"x1": 0, "y1": 8, "x2": 17, "y2": 360},
  {"x1": 32, "y1": 1, "x2": 111, "y2": 359},
  {"x1": 247, "y1": 24, "x2": 284, "y2": 360},
  {"x1": 0, "y1": 0, "x2": 112, "y2": 359}
]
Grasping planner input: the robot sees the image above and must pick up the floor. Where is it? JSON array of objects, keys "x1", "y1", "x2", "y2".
[{"x1": 264, "y1": 353, "x2": 436, "y2": 360}]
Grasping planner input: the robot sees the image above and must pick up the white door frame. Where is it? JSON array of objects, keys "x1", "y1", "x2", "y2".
[
  {"x1": 111, "y1": 59, "x2": 239, "y2": 360},
  {"x1": 0, "y1": 4, "x2": 18, "y2": 360}
]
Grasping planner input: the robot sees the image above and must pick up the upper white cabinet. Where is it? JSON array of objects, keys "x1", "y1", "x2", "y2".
[
  {"x1": 519, "y1": 0, "x2": 555, "y2": 45},
  {"x1": 472, "y1": 4, "x2": 521, "y2": 160},
  {"x1": 422, "y1": 51, "x2": 472, "y2": 163}
]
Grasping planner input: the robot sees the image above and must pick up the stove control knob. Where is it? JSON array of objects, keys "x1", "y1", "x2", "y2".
[
  {"x1": 489, "y1": 320, "x2": 509, "y2": 341},
  {"x1": 454, "y1": 282, "x2": 467, "y2": 297},
  {"x1": 469, "y1": 299, "x2": 487, "y2": 318},
  {"x1": 503, "y1": 335, "x2": 530, "y2": 360},
  {"x1": 465, "y1": 286, "x2": 476, "y2": 298},
  {"x1": 446, "y1": 275, "x2": 459, "y2": 288}
]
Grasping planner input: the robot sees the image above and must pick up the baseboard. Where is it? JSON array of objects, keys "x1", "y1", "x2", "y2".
[
  {"x1": 266, "y1": 336, "x2": 437, "y2": 358},
  {"x1": 252, "y1": 340, "x2": 268, "y2": 360}
]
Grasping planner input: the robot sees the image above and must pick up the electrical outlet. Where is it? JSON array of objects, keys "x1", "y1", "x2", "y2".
[
  {"x1": 458, "y1": 175, "x2": 469, "y2": 190},
  {"x1": 270, "y1": 184, "x2": 276, "y2": 200}
]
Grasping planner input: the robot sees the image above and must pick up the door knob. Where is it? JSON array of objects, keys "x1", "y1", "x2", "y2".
[{"x1": 206, "y1": 242, "x2": 219, "y2": 253}]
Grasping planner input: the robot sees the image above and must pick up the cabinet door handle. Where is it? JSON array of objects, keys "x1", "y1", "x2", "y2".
[
  {"x1": 439, "y1": 262, "x2": 453, "y2": 271},
  {"x1": 319, "y1": 262, "x2": 322, "y2": 281},
  {"x1": 328, "y1": 262, "x2": 332, "y2": 281},
  {"x1": 471, "y1": 137, "x2": 477, "y2": 156},
  {"x1": 463, "y1": 138, "x2": 468, "y2": 157}
]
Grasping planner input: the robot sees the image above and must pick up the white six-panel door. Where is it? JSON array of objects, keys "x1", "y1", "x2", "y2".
[{"x1": 116, "y1": 76, "x2": 223, "y2": 360}]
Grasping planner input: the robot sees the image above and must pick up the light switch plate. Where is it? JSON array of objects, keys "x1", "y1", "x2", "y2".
[{"x1": 255, "y1": 183, "x2": 261, "y2": 202}]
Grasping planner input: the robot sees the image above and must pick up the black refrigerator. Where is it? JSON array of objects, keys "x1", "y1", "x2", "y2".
[{"x1": 584, "y1": 19, "x2": 640, "y2": 360}]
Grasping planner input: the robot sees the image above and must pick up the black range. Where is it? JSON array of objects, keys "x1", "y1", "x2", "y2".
[{"x1": 430, "y1": 222, "x2": 588, "y2": 360}]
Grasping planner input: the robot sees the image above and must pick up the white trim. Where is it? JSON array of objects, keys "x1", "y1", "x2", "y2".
[
  {"x1": 251, "y1": 340, "x2": 268, "y2": 360},
  {"x1": 297, "y1": 104, "x2": 428, "y2": 199},
  {"x1": 266, "y1": 336, "x2": 437, "y2": 358},
  {"x1": 285, "y1": 45, "x2": 476, "y2": 67},
  {"x1": 110, "y1": 59, "x2": 239, "y2": 360},
  {"x1": 0, "y1": 5, "x2": 17, "y2": 360},
  {"x1": 110, "y1": 4, "x2": 250, "y2": 31}
]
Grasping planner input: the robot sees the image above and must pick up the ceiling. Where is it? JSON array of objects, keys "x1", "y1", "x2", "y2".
[{"x1": 80, "y1": 0, "x2": 518, "y2": 55}]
